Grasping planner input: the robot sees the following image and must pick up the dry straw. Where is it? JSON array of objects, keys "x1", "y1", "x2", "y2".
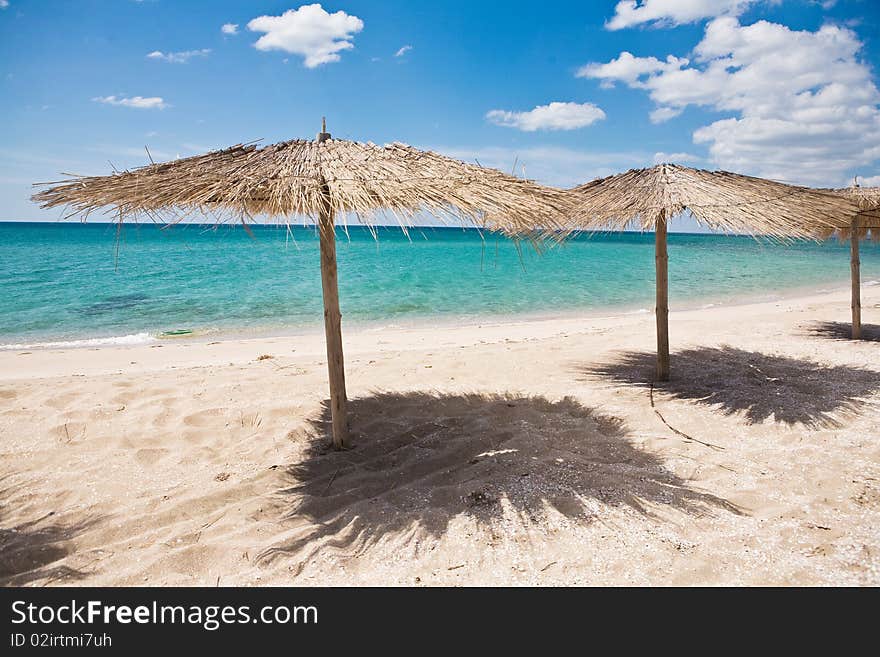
[
  {"x1": 814, "y1": 186, "x2": 880, "y2": 242},
  {"x1": 562, "y1": 164, "x2": 862, "y2": 238},
  {"x1": 32, "y1": 138, "x2": 570, "y2": 235}
]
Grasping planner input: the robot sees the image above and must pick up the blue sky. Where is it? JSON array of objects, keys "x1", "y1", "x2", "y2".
[{"x1": 1, "y1": 0, "x2": 879, "y2": 228}]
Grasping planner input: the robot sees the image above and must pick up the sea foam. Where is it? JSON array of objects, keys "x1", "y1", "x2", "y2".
[{"x1": 0, "y1": 332, "x2": 156, "y2": 350}]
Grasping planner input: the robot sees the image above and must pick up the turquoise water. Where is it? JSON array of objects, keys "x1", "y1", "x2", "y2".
[{"x1": 1, "y1": 221, "x2": 878, "y2": 347}]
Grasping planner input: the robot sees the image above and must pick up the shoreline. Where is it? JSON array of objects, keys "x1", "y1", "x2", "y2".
[
  {"x1": 1, "y1": 283, "x2": 876, "y2": 381},
  {"x1": 1, "y1": 277, "x2": 874, "y2": 355}
]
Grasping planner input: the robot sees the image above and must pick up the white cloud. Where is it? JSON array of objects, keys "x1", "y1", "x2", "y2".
[
  {"x1": 92, "y1": 95, "x2": 168, "y2": 110},
  {"x1": 247, "y1": 4, "x2": 364, "y2": 68},
  {"x1": 579, "y1": 18, "x2": 880, "y2": 186},
  {"x1": 576, "y1": 52, "x2": 689, "y2": 88},
  {"x1": 606, "y1": 0, "x2": 765, "y2": 30},
  {"x1": 859, "y1": 175, "x2": 880, "y2": 186},
  {"x1": 486, "y1": 102, "x2": 606, "y2": 131},
  {"x1": 653, "y1": 151, "x2": 703, "y2": 164},
  {"x1": 146, "y1": 49, "x2": 210, "y2": 64},
  {"x1": 649, "y1": 106, "x2": 684, "y2": 123},
  {"x1": 394, "y1": 45, "x2": 412, "y2": 57},
  {"x1": 0, "y1": 1, "x2": 9, "y2": 9},
  {"x1": 221, "y1": 23, "x2": 239, "y2": 35}
]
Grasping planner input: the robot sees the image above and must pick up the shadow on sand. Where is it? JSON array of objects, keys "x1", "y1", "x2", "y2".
[
  {"x1": 0, "y1": 518, "x2": 92, "y2": 587},
  {"x1": 583, "y1": 346, "x2": 879, "y2": 429},
  {"x1": 804, "y1": 321, "x2": 880, "y2": 343},
  {"x1": 259, "y1": 391, "x2": 738, "y2": 569},
  {"x1": 0, "y1": 481, "x2": 95, "y2": 586}
]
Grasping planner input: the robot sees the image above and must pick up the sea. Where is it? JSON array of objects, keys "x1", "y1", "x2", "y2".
[{"x1": 1, "y1": 221, "x2": 877, "y2": 349}]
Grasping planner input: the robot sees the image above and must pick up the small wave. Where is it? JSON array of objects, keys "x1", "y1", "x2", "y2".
[
  {"x1": 364, "y1": 324, "x2": 401, "y2": 332},
  {"x1": 0, "y1": 332, "x2": 156, "y2": 350},
  {"x1": 865, "y1": 280, "x2": 879, "y2": 287}
]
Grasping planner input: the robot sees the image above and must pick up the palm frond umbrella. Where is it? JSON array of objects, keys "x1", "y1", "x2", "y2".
[
  {"x1": 32, "y1": 120, "x2": 570, "y2": 448},
  {"x1": 814, "y1": 185, "x2": 880, "y2": 339},
  {"x1": 563, "y1": 163, "x2": 861, "y2": 381}
]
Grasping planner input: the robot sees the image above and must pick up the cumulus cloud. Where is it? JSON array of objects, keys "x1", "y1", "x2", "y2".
[
  {"x1": 606, "y1": 0, "x2": 766, "y2": 30},
  {"x1": 221, "y1": 23, "x2": 239, "y2": 35},
  {"x1": 486, "y1": 102, "x2": 606, "y2": 131},
  {"x1": 859, "y1": 174, "x2": 880, "y2": 186},
  {"x1": 394, "y1": 45, "x2": 412, "y2": 57},
  {"x1": 653, "y1": 151, "x2": 703, "y2": 164},
  {"x1": 649, "y1": 106, "x2": 684, "y2": 123},
  {"x1": 0, "y1": 1, "x2": 9, "y2": 9},
  {"x1": 576, "y1": 52, "x2": 688, "y2": 88},
  {"x1": 146, "y1": 49, "x2": 211, "y2": 64},
  {"x1": 247, "y1": 4, "x2": 364, "y2": 68},
  {"x1": 579, "y1": 17, "x2": 880, "y2": 185},
  {"x1": 92, "y1": 95, "x2": 168, "y2": 110}
]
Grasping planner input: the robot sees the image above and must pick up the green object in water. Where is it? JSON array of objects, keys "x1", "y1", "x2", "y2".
[{"x1": 161, "y1": 329, "x2": 193, "y2": 337}]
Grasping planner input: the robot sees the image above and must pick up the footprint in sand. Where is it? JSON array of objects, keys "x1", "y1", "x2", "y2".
[
  {"x1": 264, "y1": 405, "x2": 303, "y2": 422},
  {"x1": 183, "y1": 408, "x2": 227, "y2": 428},
  {"x1": 135, "y1": 447, "x2": 170, "y2": 466},
  {"x1": 44, "y1": 392, "x2": 82, "y2": 410},
  {"x1": 119, "y1": 389, "x2": 177, "y2": 409},
  {"x1": 109, "y1": 393, "x2": 132, "y2": 406},
  {"x1": 182, "y1": 429, "x2": 211, "y2": 444},
  {"x1": 145, "y1": 388, "x2": 175, "y2": 397}
]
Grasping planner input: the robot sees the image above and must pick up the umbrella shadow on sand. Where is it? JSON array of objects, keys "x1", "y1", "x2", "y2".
[
  {"x1": 583, "y1": 346, "x2": 880, "y2": 429},
  {"x1": 0, "y1": 483, "x2": 97, "y2": 586},
  {"x1": 259, "y1": 392, "x2": 739, "y2": 571},
  {"x1": 803, "y1": 321, "x2": 880, "y2": 342}
]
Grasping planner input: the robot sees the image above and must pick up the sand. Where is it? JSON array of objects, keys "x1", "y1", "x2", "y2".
[{"x1": 1, "y1": 285, "x2": 878, "y2": 586}]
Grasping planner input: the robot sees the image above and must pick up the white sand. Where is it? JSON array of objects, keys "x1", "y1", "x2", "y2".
[{"x1": 1, "y1": 285, "x2": 878, "y2": 586}]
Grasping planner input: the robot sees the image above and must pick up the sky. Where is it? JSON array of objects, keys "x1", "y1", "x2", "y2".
[{"x1": 1, "y1": 0, "x2": 879, "y2": 229}]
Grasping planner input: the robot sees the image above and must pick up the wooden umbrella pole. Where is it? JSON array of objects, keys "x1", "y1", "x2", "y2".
[
  {"x1": 316, "y1": 123, "x2": 348, "y2": 448},
  {"x1": 851, "y1": 217, "x2": 861, "y2": 340},
  {"x1": 655, "y1": 210, "x2": 670, "y2": 381}
]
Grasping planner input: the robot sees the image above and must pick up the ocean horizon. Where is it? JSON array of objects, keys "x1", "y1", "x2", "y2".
[{"x1": 1, "y1": 221, "x2": 877, "y2": 349}]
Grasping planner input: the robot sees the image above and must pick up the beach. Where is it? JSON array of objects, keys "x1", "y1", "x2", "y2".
[{"x1": 1, "y1": 284, "x2": 878, "y2": 586}]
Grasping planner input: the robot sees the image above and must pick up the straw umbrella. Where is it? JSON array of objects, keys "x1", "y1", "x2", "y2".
[
  {"x1": 32, "y1": 120, "x2": 569, "y2": 448},
  {"x1": 815, "y1": 185, "x2": 880, "y2": 339},
  {"x1": 563, "y1": 163, "x2": 861, "y2": 381}
]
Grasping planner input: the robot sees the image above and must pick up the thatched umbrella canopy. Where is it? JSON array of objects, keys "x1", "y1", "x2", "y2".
[
  {"x1": 813, "y1": 185, "x2": 880, "y2": 339},
  {"x1": 32, "y1": 121, "x2": 570, "y2": 448},
  {"x1": 563, "y1": 163, "x2": 862, "y2": 381}
]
